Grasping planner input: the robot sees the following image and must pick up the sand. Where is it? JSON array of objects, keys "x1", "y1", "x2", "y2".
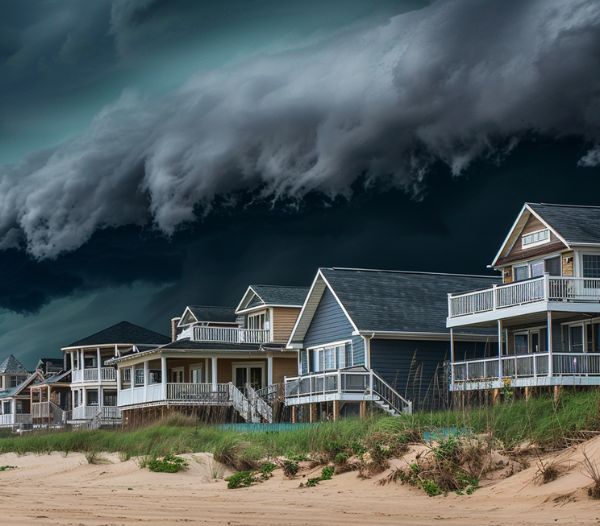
[{"x1": 1, "y1": 438, "x2": 600, "y2": 525}]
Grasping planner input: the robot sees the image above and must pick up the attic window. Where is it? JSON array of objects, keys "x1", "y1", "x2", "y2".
[{"x1": 522, "y1": 229, "x2": 550, "y2": 248}]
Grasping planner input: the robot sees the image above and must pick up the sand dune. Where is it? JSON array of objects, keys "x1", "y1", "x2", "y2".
[{"x1": 1, "y1": 438, "x2": 600, "y2": 525}]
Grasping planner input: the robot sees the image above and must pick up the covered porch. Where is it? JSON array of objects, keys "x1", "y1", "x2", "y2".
[
  {"x1": 450, "y1": 310, "x2": 600, "y2": 391},
  {"x1": 0, "y1": 397, "x2": 31, "y2": 428}
]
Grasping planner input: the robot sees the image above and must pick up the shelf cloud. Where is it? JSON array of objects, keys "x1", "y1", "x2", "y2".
[{"x1": 2, "y1": 0, "x2": 600, "y2": 259}]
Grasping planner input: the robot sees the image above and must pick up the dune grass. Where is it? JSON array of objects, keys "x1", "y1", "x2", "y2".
[{"x1": 0, "y1": 390, "x2": 597, "y2": 462}]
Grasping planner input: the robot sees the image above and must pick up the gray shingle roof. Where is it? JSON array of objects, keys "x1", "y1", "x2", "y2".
[
  {"x1": 187, "y1": 306, "x2": 237, "y2": 323},
  {"x1": 528, "y1": 203, "x2": 600, "y2": 245},
  {"x1": 0, "y1": 355, "x2": 28, "y2": 375},
  {"x1": 248, "y1": 285, "x2": 309, "y2": 307},
  {"x1": 320, "y1": 268, "x2": 500, "y2": 333},
  {"x1": 66, "y1": 321, "x2": 170, "y2": 348}
]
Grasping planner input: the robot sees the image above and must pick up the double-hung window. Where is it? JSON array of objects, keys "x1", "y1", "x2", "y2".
[
  {"x1": 583, "y1": 255, "x2": 600, "y2": 278},
  {"x1": 313, "y1": 343, "x2": 352, "y2": 372}
]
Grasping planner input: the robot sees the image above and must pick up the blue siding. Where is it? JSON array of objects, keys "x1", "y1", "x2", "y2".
[
  {"x1": 303, "y1": 287, "x2": 364, "y2": 371},
  {"x1": 300, "y1": 350, "x2": 308, "y2": 375},
  {"x1": 370, "y1": 338, "x2": 486, "y2": 410}
]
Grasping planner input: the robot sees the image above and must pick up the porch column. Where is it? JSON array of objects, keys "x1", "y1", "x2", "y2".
[
  {"x1": 96, "y1": 347, "x2": 101, "y2": 380},
  {"x1": 267, "y1": 355, "x2": 274, "y2": 386},
  {"x1": 449, "y1": 328, "x2": 455, "y2": 386},
  {"x1": 497, "y1": 320, "x2": 503, "y2": 378},
  {"x1": 161, "y1": 355, "x2": 167, "y2": 400},
  {"x1": 143, "y1": 360, "x2": 149, "y2": 400},
  {"x1": 80, "y1": 349, "x2": 84, "y2": 370},
  {"x1": 116, "y1": 365, "x2": 121, "y2": 392},
  {"x1": 69, "y1": 351, "x2": 74, "y2": 372},
  {"x1": 82, "y1": 387, "x2": 87, "y2": 407},
  {"x1": 204, "y1": 358, "x2": 209, "y2": 383},
  {"x1": 547, "y1": 311, "x2": 553, "y2": 377},
  {"x1": 211, "y1": 357, "x2": 218, "y2": 389},
  {"x1": 130, "y1": 365, "x2": 135, "y2": 390}
]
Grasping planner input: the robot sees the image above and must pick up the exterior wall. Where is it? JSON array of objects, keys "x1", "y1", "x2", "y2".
[
  {"x1": 272, "y1": 307, "x2": 301, "y2": 343},
  {"x1": 502, "y1": 214, "x2": 566, "y2": 265},
  {"x1": 562, "y1": 251, "x2": 574, "y2": 276},
  {"x1": 370, "y1": 338, "x2": 487, "y2": 410},
  {"x1": 302, "y1": 287, "x2": 364, "y2": 370},
  {"x1": 272, "y1": 357, "x2": 297, "y2": 384}
]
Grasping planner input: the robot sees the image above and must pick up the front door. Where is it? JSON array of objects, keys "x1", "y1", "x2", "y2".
[
  {"x1": 233, "y1": 364, "x2": 264, "y2": 391},
  {"x1": 190, "y1": 365, "x2": 203, "y2": 383}
]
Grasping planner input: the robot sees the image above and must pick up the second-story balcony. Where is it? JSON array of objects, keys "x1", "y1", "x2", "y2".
[
  {"x1": 448, "y1": 275, "x2": 600, "y2": 327},
  {"x1": 178, "y1": 325, "x2": 270, "y2": 345},
  {"x1": 72, "y1": 367, "x2": 117, "y2": 383}
]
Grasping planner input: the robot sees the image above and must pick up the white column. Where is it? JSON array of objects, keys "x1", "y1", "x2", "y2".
[
  {"x1": 82, "y1": 387, "x2": 87, "y2": 407},
  {"x1": 69, "y1": 352, "x2": 74, "y2": 371},
  {"x1": 204, "y1": 358, "x2": 209, "y2": 383},
  {"x1": 547, "y1": 311, "x2": 553, "y2": 377},
  {"x1": 116, "y1": 366, "x2": 122, "y2": 391},
  {"x1": 96, "y1": 347, "x2": 102, "y2": 380},
  {"x1": 143, "y1": 360, "x2": 149, "y2": 401},
  {"x1": 267, "y1": 355, "x2": 274, "y2": 385},
  {"x1": 98, "y1": 386, "x2": 103, "y2": 410},
  {"x1": 80, "y1": 349, "x2": 84, "y2": 370},
  {"x1": 449, "y1": 328, "x2": 455, "y2": 386},
  {"x1": 211, "y1": 357, "x2": 218, "y2": 389},
  {"x1": 497, "y1": 320, "x2": 503, "y2": 378},
  {"x1": 161, "y1": 356, "x2": 167, "y2": 400},
  {"x1": 130, "y1": 366, "x2": 135, "y2": 390}
]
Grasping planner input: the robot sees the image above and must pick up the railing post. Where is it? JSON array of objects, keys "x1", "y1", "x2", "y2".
[
  {"x1": 544, "y1": 273, "x2": 550, "y2": 300},
  {"x1": 547, "y1": 311, "x2": 553, "y2": 377},
  {"x1": 211, "y1": 357, "x2": 218, "y2": 390},
  {"x1": 369, "y1": 370, "x2": 374, "y2": 397},
  {"x1": 337, "y1": 370, "x2": 342, "y2": 396},
  {"x1": 497, "y1": 319, "x2": 503, "y2": 378},
  {"x1": 492, "y1": 284, "x2": 497, "y2": 310},
  {"x1": 447, "y1": 293, "x2": 452, "y2": 318}
]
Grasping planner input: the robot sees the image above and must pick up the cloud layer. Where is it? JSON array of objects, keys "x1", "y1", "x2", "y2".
[{"x1": 2, "y1": 0, "x2": 600, "y2": 259}]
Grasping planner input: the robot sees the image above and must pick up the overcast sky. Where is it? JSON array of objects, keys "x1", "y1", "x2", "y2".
[{"x1": 1, "y1": 0, "x2": 600, "y2": 367}]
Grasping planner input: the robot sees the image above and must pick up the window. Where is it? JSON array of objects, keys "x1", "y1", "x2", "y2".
[
  {"x1": 583, "y1": 255, "x2": 600, "y2": 278},
  {"x1": 2, "y1": 401, "x2": 9, "y2": 414},
  {"x1": 149, "y1": 370, "x2": 161, "y2": 384},
  {"x1": 190, "y1": 366, "x2": 203, "y2": 383},
  {"x1": 103, "y1": 391, "x2": 117, "y2": 407},
  {"x1": 134, "y1": 367, "x2": 145, "y2": 386},
  {"x1": 569, "y1": 325, "x2": 584, "y2": 352},
  {"x1": 530, "y1": 260, "x2": 545, "y2": 278},
  {"x1": 312, "y1": 343, "x2": 349, "y2": 372},
  {"x1": 514, "y1": 333, "x2": 529, "y2": 354},
  {"x1": 84, "y1": 354, "x2": 97, "y2": 369},
  {"x1": 522, "y1": 229, "x2": 550, "y2": 247},
  {"x1": 9, "y1": 376, "x2": 23, "y2": 388},
  {"x1": 73, "y1": 390, "x2": 79, "y2": 407},
  {"x1": 247, "y1": 313, "x2": 267, "y2": 330},
  {"x1": 122, "y1": 368, "x2": 131, "y2": 383},
  {"x1": 545, "y1": 256, "x2": 561, "y2": 276},
  {"x1": 87, "y1": 390, "x2": 99, "y2": 406},
  {"x1": 514, "y1": 265, "x2": 529, "y2": 282}
]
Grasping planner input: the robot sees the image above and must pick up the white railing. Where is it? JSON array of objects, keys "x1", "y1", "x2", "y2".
[
  {"x1": 449, "y1": 276, "x2": 600, "y2": 318},
  {"x1": 118, "y1": 382, "x2": 232, "y2": 406},
  {"x1": 72, "y1": 367, "x2": 116, "y2": 383},
  {"x1": 191, "y1": 326, "x2": 270, "y2": 344},
  {"x1": 452, "y1": 352, "x2": 600, "y2": 383},
  {"x1": 246, "y1": 384, "x2": 273, "y2": 423},
  {"x1": 72, "y1": 406, "x2": 100, "y2": 420},
  {"x1": 0, "y1": 413, "x2": 32, "y2": 427},
  {"x1": 284, "y1": 370, "x2": 412, "y2": 414},
  {"x1": 230, "y1": 384, "x2": 252, "y2": 421}
]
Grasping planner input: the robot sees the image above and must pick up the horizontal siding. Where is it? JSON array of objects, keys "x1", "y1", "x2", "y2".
[
  {"x1": 370, "y1": 338, "x2": 486, "y2": 411},
  {"x1": 352, "y1": 335, "x2": 365, "y2": 366},
  {"x1": 304, "y1": 288, "x2": 354, "y2": 348},
  {"x1": 272, "y1": 307, "x2": 301, "y2": 343},
  {"x1": 300, "y1": 350, "x2": 308, "y2": 375}
]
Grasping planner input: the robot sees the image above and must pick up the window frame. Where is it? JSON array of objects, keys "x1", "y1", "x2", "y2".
[{"x1": 521, "y1": 228, "x2": 550, "y2": 248}]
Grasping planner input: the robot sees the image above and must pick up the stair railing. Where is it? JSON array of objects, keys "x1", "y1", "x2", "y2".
[
  {"x1": 369, "y1": 371, "x2": 412, "y2": 415},
  {"x1": 229, "y1": 383, "x2": 252, "y2": 422},
  {"x1": 246, "y1": 384, "x2": 273, "y2": 423}
]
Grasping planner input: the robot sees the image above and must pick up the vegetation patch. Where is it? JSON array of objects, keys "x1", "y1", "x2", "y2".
[
  {"x1": 226, "y1": 462, "x2": 276, "y2": 489},
  {"x1": 282, "y1": 459, "x2": 299, "y2": 478},
  {"x1": 583, "y1": 451, "x2": 600, "y2": 499},
  {"x1": 142, "y1": 453, "x2": 188, "y2": 473},
  {"x1": 0, "y1": 465, "x2": 16, "y2": 472},
  {"x1": 299, "y1": 466, "x2": 335, "y2": 488}
]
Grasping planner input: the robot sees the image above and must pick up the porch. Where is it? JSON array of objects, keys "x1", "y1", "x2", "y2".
[
  {"x1": 178, "y1": 326, "x2": 270, "y2": 344},
  {"x1": 284, "y1": 369, "x2": 412, "y2": 415},
  {"x1": 447, "y1": 275, "x2": 600, "y2": 327},
  {"x1": 0, "y1": 398, "x2": 31, "y2": 428},
  {"x1": 451, "y1": 352, "x2": 600, "y2": 390}
]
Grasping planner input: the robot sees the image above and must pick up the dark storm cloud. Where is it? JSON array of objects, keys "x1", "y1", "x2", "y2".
[{"x1": 2, "y1": 0, "x2": 600, "y2": 260}]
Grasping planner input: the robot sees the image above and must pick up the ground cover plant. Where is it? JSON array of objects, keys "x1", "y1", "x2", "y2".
[{"x1": 141, "y1": 453, "x2": 188, "y2": 473}]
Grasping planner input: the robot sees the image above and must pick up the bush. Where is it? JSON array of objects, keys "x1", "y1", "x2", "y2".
[
  {"x1": 227, "y1": 470, "x2": 256, "y2": 489},
  {"x1": 321, "y1": 465, "x2": 335, "y2": 480},
  {"x1": 334, "y1": 452, "x2": 349, "y2": 465},
  {"x1": 145, "y1": 454, "x2": 188, "y2": 473},
  {"x1": 282, "y1": 459, "x2": 299, "y2": 478},
  {"x1": 259, "y1": 462, "x2": 277, "y2": 480}
]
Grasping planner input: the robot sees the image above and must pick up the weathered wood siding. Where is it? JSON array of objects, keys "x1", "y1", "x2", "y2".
[
  {"x1": 499, "y1": 214, "x2": 566, "y2": 266},
  {"x1": 303, "y1": 287, "x2": 364, "y2": 369},
  {"x1": 370, "y1": 338, "x2": 487, "y2": 410},
  {"x1": 562, "y1": 251, "x2": 574, "y2": 276},
  {"x1": 272, "y1": 307, "x2": 301, "y2": 343}
]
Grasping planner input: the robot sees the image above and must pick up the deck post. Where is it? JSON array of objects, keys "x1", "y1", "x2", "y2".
[
  {"x1": 332, "y1": 400, "x2": 340, "y2": 421},
  {"x1": 161, "y1": 356, "x2": 167, "y2": 400},
  {"x1": 143, "y1": 360, "x2": 149, "y2": 401},
  {"x1": 359, "y1": 400, "x2": 367, "y2": 419},
  {"x1": 497, "y1": 320, "x2": 503, "y2": 378},
  {"x1": 309, "y1": 403, "x2": 317, "y2": 423},
  {"x1": 291, "y1": 406, "x2": 297, "y2": 423},
  {"x1": 211, "y1": 357, "x2": 218, "y2": 390},
  {"x1": 267, "y1": 355, "x2": 273, "y2": 386},
  {"x1": 449, "y1": 328, "x2": 455, "y2": 387},
  {"x1": 547, "y1": 311, "x2": 553, "y2": 377}
]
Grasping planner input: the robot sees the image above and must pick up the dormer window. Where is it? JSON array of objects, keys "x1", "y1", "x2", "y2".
[{"x1": 522, "y1": 228, "x2": 550, "y2": 248}]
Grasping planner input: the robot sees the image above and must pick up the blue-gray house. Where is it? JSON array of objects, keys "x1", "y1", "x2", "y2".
[{"x1": 285, "y1": 267, "x2": 498, "y2": 418}]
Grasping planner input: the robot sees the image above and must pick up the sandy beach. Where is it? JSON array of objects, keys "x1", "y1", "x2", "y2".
[{"x1": 1, "y1": 436, "x2": 600, "y2": 526}]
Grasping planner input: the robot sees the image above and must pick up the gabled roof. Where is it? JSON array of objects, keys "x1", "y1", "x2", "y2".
[
  {"x1": 236, "y1": 285, "x2": 309, "y2": 313},
  {"x1": 178, "y1": 306, "x2": 237, "y2": 326},
  {"x1": 36, "y1": 357, "x2": 63, "y2": 369},
  {"x1": 32, "y1": 369, "x2": 71, "y2": 387},
  {"x1": 64, "y1": 321, "x2": 170, "y2": 349},
  {"x1": 0, "y1": 355, "x2": 28, "y2": 375},
  {"x1": 0, "y1": 370, "x2": 44, "y2": 399},
  {"x1": 491, "y1": 203, "x2": 600, "y2": 267},
  {"x1": 289, "y1": 268, "x2": 499, "y2": 343}
]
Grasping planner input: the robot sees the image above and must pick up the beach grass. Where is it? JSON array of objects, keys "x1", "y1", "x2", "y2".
[{"x1": 0, "y1": 390, "x2": 598, "y2": 461}]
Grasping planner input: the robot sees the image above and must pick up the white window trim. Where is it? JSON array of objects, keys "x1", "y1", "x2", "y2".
[
  {"x1": 521, "y1": 228, "x2": 550, "y2": 249},
  {"x1": 231, "y1": 362, "x2": 266, "y2": 388},
  {"x1": 189, "y1": 363, "x2": 204, "y2": 383},
  {"x1": 307, "y1": 339, "x2": 353, "y2": 372}
]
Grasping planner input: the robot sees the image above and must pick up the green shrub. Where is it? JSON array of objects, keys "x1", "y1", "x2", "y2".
[
  {"x1": 321, "y1": 465, "x2": 335, "y2": 480},
  {"x1": 226, "y1": 470, "x2": 256, "y2": 489},
  {"x1": 145, "y1": 454, "x2": 188, "y2": 473},
  {"x1": 259, "y1": 462, "x2": 277, "y2": 480},
  {"x1": 334, "y1": 452, "x2": 349, "y2": 465},
  {"x1": 421, "y1": 479, "x2": 442, "y2": 497}
]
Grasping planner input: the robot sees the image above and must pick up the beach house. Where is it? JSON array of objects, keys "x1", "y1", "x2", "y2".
[
  {"x1": 0, "y1": 355, "x2": 44, "y2": 429},
  {"x1": 284, "y1": 268, "x2": 497, "y2": 420},
  {"x1": 110, "y1": 285, "x2": 307, "y2": 425},
  {"x1": 62, "y1": 321, "x2": 170, "y2": 427},
  {"x1": 447, "y1": 203, "x2": 600, "y2": 395}
]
